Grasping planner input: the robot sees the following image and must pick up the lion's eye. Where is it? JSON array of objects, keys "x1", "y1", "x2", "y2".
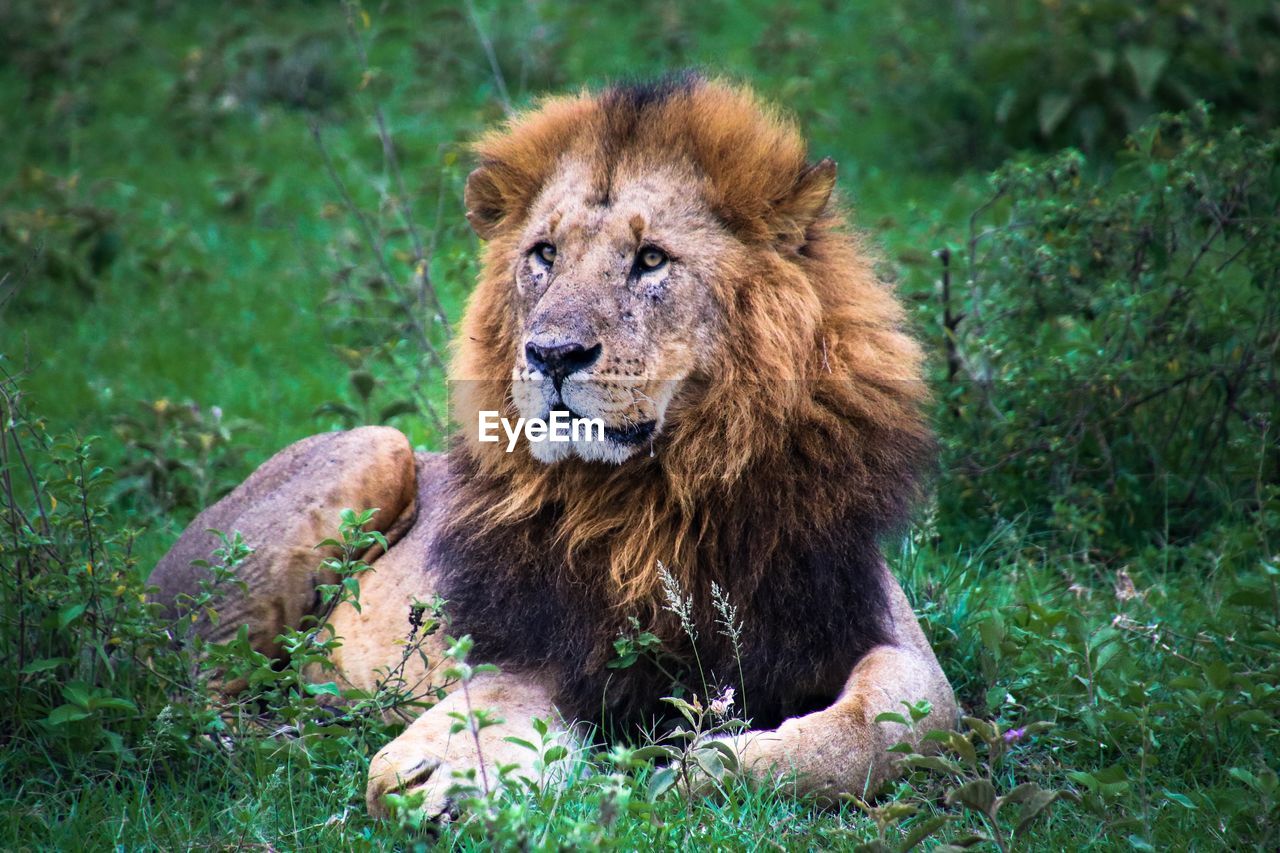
[
  {"x1": 636, "y1": 246, "x2": 668, "y2": 271},
  {"x1": 532, "y1": 242, "x2": 557, "y2": 265}
]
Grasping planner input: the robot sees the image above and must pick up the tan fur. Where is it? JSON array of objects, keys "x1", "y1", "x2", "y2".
[
  {"x1": 150, "y1": 427, "x2": 417, "y2": 661},
  {"x1": 150, "y1": 77, "x2": 957, "y2": 820}
]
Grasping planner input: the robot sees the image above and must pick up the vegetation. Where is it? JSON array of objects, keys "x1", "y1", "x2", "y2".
[{"x1": 2, "y1": 0, "x2": 1277, "y2": 849}]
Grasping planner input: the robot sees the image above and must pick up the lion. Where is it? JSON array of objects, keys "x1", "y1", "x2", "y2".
[{"x1": 151, "y1": 74, "x2": 957, "y2": 819}]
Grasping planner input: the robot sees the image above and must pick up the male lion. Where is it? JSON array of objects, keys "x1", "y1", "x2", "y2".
[{"x1": 152, "y1": 74, "x2": 957, "y2": 818}]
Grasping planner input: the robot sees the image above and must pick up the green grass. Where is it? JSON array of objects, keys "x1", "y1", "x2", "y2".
[{"x1": 3, "y1": 1, "x2": 1278, "y2": 850}]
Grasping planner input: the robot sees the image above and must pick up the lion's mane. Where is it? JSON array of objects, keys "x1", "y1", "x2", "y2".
[{"x1": 433, "y1": 75, "x2": 933, "y2": 728}]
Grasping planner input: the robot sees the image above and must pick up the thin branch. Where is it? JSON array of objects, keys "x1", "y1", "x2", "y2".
[
  {"x1": 309, "y1": 121, "x2": 448, "y2": 381},
  {"x1": 464, "y1": 0, "x2": 513, "y2": 115},
  {"x1": 341, "y1": 1, "x2": 450, "y2": 328}
]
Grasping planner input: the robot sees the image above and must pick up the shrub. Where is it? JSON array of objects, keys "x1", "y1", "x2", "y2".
[
  {"x1": 928, "y1": 106, "x2": 1280, "y2": 556},
  {"x1": 0, "y1": 364, "x2": 436, "y2": 793},
  {"x1": 886, "y1": 0, "x2": 1280, "y2": 166},
  {"x1": 0, "y1": 168, "x2": 121, "y2": 315},
  {"x1": 111, "y1": 397, "x2": 250, "y2": 519},
  {"x1": 0, "y1": 363, "x2": 209, "y2": 774}
]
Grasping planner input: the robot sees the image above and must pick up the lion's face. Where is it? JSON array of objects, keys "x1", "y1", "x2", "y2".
[
  {"x1": 507, "y1": 160, "x2": 731, "y2": 464},
  {"x1": 455, "y1": 77, "x2": 917, "y2": 482}
]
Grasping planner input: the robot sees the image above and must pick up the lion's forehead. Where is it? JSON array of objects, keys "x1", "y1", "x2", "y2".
[{"x1": 528, "y1": 158, "x2": 715, "y2": 246}]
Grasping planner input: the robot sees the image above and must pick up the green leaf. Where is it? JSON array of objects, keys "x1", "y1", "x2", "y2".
[
  {"x1": 694, "y1": 749, "x2": 727, "y2": 782},
  {"x1": 901, "y1": 814, "x2": 953, "y2": 851},
  {"x1": 945, "y1": 731, "x2": 977, "y2": 768},
  {"x1": 1162, "y1": 790, "x2": 1197, "y2": 810},
  {"x1": 1235, "y1": 709, "x2": 1274, "y2": 727},
  {"x1": 503, "y1": 736, "x2": 538, "y2": 753},
  {"x1": 874, "y1": 711, "x2": 910, "y2": 727},
  {"x1": 1092, "y1": 49, "x2": 1116, "y2": 77},
  {"x1": 1226, "y1": 589, "x2": 1271, "y2": 608},
  {"x1": 704, "y1": 739, "x2": 740, "y2": 773},
  {"x1": 350, "y1": 370, "x2": 377, "y2": 401},
  {"x1": 1038, "y1": 93, "x2": 1074, "y2": 137},
  {"x1": 21, "y1": 657, "x2": 68, "y2": 675},
  {"x1": 905, "y1": 699, "x2": 933, "y2": 723},
  {"x1": 305, "y1": 681, "x2": 342, "y2": 697},
  {"x1": 312, "y1": 402, "x2": 359, "y2": 421},
  {"x1": 647, "y1": 766, "x2": 677, "y2": 801},
  {"x1": 905, "y1": 754, "x2": 964, "y2": 776},
  {"x1": 947, "y1": 779, "x2": 997, "y2": 814},
  {"x1": 630, "y1": 744, "x2": 680, "y2": 763},
  {"x1": 378, "y1": 400, "x2": 419, "y2": 422},
  {"x1": 661, "y1": 697, "x2": 698, "y2": 727},
  {"x1": 45, "y1": 704, "x2": 92, "y2": 726},
  {"x1": 961, "y1": 716, "x2": 997, "y2": 744},
  {"x1": 542, "y1": 744, "x2": 568, "y2": 763},
  {"x1": 62, "y1": 682, "x2": 92, "y2": 709},
  {"x1": 998, "y1": 782, "x2": 1044, "y2": 809},
  {"x1": 90, "y1": 697, "x2": 139, "y2": 714},
  {"x1": 1228, "y1": 767, "x2": 1260, "y2": 791},
  {"x1": 1125, "y1": 46, "x2": 1169, "y2": 100},
  {"x1": 936, "y1": 832, "x2": 990, "y2": 850},
  {"x1": 57, "y1": 602, "x2": 87, "y2": 629},
  {"x1": 977, "y1": 614, "x2": 1004, "y2": 655},
  {"x1": 853, "y1": 841, "x2": 893, "y2": 853},
  {"x1": 1012, "y1": 788, "x2": 1064, "y2": 837}
]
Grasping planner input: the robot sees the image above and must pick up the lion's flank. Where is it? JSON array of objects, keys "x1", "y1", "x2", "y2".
[{"x1": 434, "y1": 74, "x2": 934, "y2": 727}]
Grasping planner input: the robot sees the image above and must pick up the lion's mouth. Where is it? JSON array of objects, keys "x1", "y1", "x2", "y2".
[{"x1": 551, "y1": 404, "x2": 656, "y2": 446}]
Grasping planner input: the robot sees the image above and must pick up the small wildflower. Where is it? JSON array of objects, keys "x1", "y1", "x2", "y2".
[
  {"x1": 708, "y1": 687, "x2": 736, "y2": 718},
  {"x1": 1002, "y1": 727, "x2": 1027, "y2": 744},
  {"x1": 1114, "y1": 568, "x2": 1140, "y2": 602},
  {"x1": 658, "y1": 561, "x2": 697, "y2": 642},
  {"x1": 710, "y1": 581, "x2": 743, "y2": 656}
]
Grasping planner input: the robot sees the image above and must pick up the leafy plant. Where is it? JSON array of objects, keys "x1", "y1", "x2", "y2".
[
  {"x1": 930, "y1": 106, "x2": 1280, "y2": 556},
  {"x1": 0, "y1": 363, "x2": 212, "y2": 773},
  {"x1": 890, "y1": 713, "x2": 1076, "y2": 852},
  {"x1": 0, "y1": 167, "x2": 121, "y2": 315},
  {"x1": 886, "y1": 0, "x2": 1280, "y2": 165},
  {"x1": 111, "y1": 397, "x2": 249, "y2": 519}
]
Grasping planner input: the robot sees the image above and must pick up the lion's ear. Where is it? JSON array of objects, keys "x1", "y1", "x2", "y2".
[
  {"x1": 773, "y1": 157, "x2": 837, "y2": 247},
  {"x1": 464, "y1": 166, "x2": 506, "y2": 240}
]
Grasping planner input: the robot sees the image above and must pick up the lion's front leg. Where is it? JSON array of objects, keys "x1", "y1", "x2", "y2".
[
  {"x1": 366, "y1": 672, "x2": 571, "y2": 819},
  {"x1": 727, "y1": 644, "x2": 957, "y2": 802},
  {"x1": 722, "y1": 577, "x2": 957, "y2": 802}
]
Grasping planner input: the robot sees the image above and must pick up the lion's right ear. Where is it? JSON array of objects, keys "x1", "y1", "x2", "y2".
[
  {"x1": 772, "y1": 157, "x2": 837, "y2": 248},
  {"x1": 464, "y1": 166, "x2": 506, "y2": 240}
]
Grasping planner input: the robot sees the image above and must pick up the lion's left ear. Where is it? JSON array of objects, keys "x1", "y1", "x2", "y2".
[
  {"x1": 464, "y1": 166, "x2": 506, "y2": 240},
  {"x1": 773, "y1": 157, "x2": 837, "y2": 247}
]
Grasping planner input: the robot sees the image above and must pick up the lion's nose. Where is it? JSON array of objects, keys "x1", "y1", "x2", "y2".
[{"x1": 525, "y1": 339, "x2": 602, "y2": 381}]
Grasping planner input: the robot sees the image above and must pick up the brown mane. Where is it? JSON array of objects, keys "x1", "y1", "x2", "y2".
[{"x1": 434, "y1": 75, "x2": 932, "y2": 726}]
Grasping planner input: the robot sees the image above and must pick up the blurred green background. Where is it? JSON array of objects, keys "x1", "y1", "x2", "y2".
[{"x1": 2, "y1": 0, "x2": 1279, "y2": 848}]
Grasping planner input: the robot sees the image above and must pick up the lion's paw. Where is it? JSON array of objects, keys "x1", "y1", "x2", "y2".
[{"x1": 366, "y1": 743, "x2": 459, "y2": 821}]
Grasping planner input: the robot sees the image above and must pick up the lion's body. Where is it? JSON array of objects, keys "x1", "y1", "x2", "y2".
[{"x1": 151, "y1": 75, "x2": 957, "y2": 818}]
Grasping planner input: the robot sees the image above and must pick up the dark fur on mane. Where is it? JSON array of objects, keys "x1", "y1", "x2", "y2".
[{"x1": 433, "y1": 435, "x2": 901, "y2": 731}]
